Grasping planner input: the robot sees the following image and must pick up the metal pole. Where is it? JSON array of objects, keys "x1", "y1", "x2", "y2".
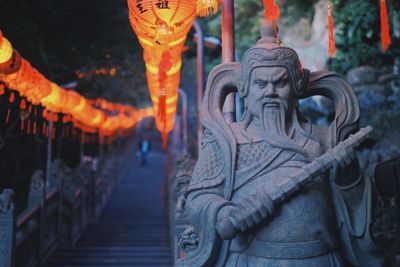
[
  {"x1": 178, "y1": 88, "x2": 188, "y2": 155},
  {"x1": 80, "y1": 131, "x2": 84, "y2": 165},
  {"x1": 45, "y1": 113, "x2": 54, "y2": 192},
  {"x1": 221, "y1": 0, "x2": 236, "y2": 123},
  {"x1": 99, "y1": 133, "x2": 104, "y2": 157},
  {"x1": 192, "y1": 20, "x2": 205, "y2": 151}
]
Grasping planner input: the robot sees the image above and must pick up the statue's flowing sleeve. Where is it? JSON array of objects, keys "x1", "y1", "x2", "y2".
[{"x1": 330, "y1": 163, "x2": 386, "y2": 267}]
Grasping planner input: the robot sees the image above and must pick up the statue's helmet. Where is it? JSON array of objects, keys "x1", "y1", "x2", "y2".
[{"x1": 238, "y1": 20, "x2": 309, "y2": 97}]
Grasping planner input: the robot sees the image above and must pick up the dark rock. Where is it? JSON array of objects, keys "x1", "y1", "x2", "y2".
[
  {"x1": 388, "y1": 91, "x2": 400, "y2": 108},
  {"x1": 379, "y1": 73, "x2": 396, "y2": 84},
  {"x1": 353, "y1": 84, "x2": 385, "y2": 95},
  {"x1": 357, "y1": 87, "x2": 387, "y2": 109},
  {"x1": 347, "y1": 66, "x2": 377, "y2": 86}
]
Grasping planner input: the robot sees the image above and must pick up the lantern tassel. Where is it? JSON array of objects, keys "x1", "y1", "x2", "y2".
[
  {"x1": 20, "y1": 118, "x2": 25, "y2": 131},
  {"x1": 27, "y1": 119, "x2": 31, "y2": 134},
  {"x1": 196, "y1": 0, "x2": 219, "y2": 17},
  {"x1": 263, "y1": 0, "x2": 280, "y2": 22},
  {"x1": 328, "y1": 1, "x2": 336, "y2": 58},
  {"x1": 9, "y1": 92, "x2": 15, "y2": 104},
  {"x1": 380, "y1": 0, "x2": 391, "y2": 52},
  {"x1": 20, "y1": 99, "x2": 26, "y2": 110},
  {"x1": 158, "y1": 92, "x2": 166, "y2": 123},
  {"x1": 33, "y1": 121, "x2": 37, "y2": 135}
]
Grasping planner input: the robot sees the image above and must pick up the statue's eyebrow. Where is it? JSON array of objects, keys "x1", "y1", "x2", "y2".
[
  {"x1": 271, "y1": 70, "x2": 288, "y2": 82},
  {"x1": 253, "y1": 69, "x2": 288, "y2": 82}
]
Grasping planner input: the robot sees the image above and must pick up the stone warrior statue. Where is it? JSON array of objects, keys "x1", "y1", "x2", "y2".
[{"x1": 176, "y1": 21, "x2": 388, "y2": 267}]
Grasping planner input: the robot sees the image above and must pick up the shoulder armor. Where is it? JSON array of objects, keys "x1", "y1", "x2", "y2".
[{"x1": 185, "y1": 129, "x2": 225, "y2": 195}]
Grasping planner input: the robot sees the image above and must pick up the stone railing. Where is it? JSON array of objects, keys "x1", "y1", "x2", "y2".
[
  {"x1": 0, "y1": 149, "x2": 127, "y2": 267},
  {"x1": 168, "y1": 154, "x2": 196, "y2": 264}
]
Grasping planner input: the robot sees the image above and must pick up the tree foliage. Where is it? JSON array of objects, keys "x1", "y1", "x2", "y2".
[{"x1": 330, "y1": 0, "x2": 400, "y2": 73}]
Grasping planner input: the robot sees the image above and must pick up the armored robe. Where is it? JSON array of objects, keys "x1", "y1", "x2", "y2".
[{"x1": 178, "y1": 68, "x2": 386, "y2": 266}]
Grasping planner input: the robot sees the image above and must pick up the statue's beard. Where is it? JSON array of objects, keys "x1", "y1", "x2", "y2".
[{"x1": 260, "y1": 99, "x2": 308, "y2": 156}]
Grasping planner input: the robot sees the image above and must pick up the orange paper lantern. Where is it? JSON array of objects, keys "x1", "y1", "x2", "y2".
[{"x1": 128, "y1": 0, "x2": 217, "y2": 147}]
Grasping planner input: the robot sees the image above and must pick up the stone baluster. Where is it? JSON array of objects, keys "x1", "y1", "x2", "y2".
[
  {"x1": 28, "y1": 170, "x2": 45, "y2": 209},
  {"x1": 0, "y1": 189, "x2": 15, "y2": 267}
]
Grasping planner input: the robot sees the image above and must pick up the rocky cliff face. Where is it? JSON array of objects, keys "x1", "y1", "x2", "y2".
[
  {"x1": 281, "y1": 0, "x2": 329, "y2": 71},
  {"x1": 299, "y1": 59, "x2": 400, "y2": 177},
  {"x1": 347, "y1": 61, "x2": 400, "y2": 177}
]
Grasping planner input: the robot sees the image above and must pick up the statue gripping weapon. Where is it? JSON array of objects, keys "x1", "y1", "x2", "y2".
[{"x1": 177, "y1": 21, "x2": 387, "y2": 267}]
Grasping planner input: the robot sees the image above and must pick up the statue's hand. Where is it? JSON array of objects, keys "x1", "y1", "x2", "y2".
[
  {"x1": 216, "y1": 205, "x2": 239, "y2": 240},
  {"x1": 331, "y1": 145, "x2": 356, "y2": 169},
  {"x1": 330, "y1": 145, "x2": 360, "y2": 186}
]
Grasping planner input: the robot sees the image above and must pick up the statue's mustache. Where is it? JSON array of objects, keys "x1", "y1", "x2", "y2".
[{"x1": 262, "y1": 97, "x2": 280, "y2": 107}]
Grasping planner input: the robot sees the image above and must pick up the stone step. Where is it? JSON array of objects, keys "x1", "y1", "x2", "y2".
[
  {"x1": 77, "y1": 241, "x2": 170, "y2": 245},
  {"x1": 44, "y1": 151, "x2": 172, "y2": 266},
  {"x1": 46, "y1": 264, "x2": 170, "y2": 267},
  {"x1": 46, "y1": 257, "x2": 170, "y2": 265},
  {"x1": 77, "y1": 242, "x2": 170, "y2": 247},
  {"x1": 54, "y1": 246, "x2": 171, "y2": 253}
]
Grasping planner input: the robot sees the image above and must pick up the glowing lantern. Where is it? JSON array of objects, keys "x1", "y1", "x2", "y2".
[
  {"x1": 0, "y1": 36, "x2": 13, "y2": 64},
  {"x1": 128, "y1": 0, "x2": 219, "y2": 147},
  {"x1": 0, "y1": 50, "x2": 22, "y2": 74}
]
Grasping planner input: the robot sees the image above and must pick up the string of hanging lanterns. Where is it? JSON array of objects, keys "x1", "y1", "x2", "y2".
[
  {"x1": 127, "y1": 0, "x2": 219, "y2": 148},
  {"x1": 0, "y1": 32, "x2": 153, "y2": 137}
]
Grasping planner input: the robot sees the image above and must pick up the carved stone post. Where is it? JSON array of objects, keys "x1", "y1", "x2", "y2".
[
  {"x1": 28, "y1": 170, "x2": 45, "y2": 209},
  {"x1": 0, "y1": 189, "x2": 15, "y2": 267},
  {"x1": 28, "y1": 171, "x2": 45, "y2": 264},
  {"x1": 49, "y1": 160, "x2": 63, "y2": 246}
]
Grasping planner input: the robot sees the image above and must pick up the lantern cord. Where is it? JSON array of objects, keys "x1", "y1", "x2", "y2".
[
  {"x1": 380, "y1": 0, "x2": 391, "y2": 52},
  {"x1": 43, "y1": 122, "x2": 47, "y2": 136},
  {"x1": 328, "y1": 1, "x2": 336, "y2": 58},
  {"x1": 162, "y1": 129, "x2": 168, "y2": 149},
  {"x1": 6, "y1": 108, "x2": 11, "y2": 125}
]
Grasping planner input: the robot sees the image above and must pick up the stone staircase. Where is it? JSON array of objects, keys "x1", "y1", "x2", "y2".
[{"x1": 45, "y1": 152, "x2": 172, "y2": 267}]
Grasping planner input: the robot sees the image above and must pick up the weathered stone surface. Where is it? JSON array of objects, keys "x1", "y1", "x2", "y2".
[{"x1": 177, "y1": 20, "x2": 387, "y2": 267}]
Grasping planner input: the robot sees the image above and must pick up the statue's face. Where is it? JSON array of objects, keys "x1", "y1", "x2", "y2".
[{"x1": 246, "y1": 66, "x2": 294, "y2": 119}]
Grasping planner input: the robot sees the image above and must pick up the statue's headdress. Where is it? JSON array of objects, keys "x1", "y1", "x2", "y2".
[{"x1": 238, "y1": 21, "x2": 310, "y2": 97}]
